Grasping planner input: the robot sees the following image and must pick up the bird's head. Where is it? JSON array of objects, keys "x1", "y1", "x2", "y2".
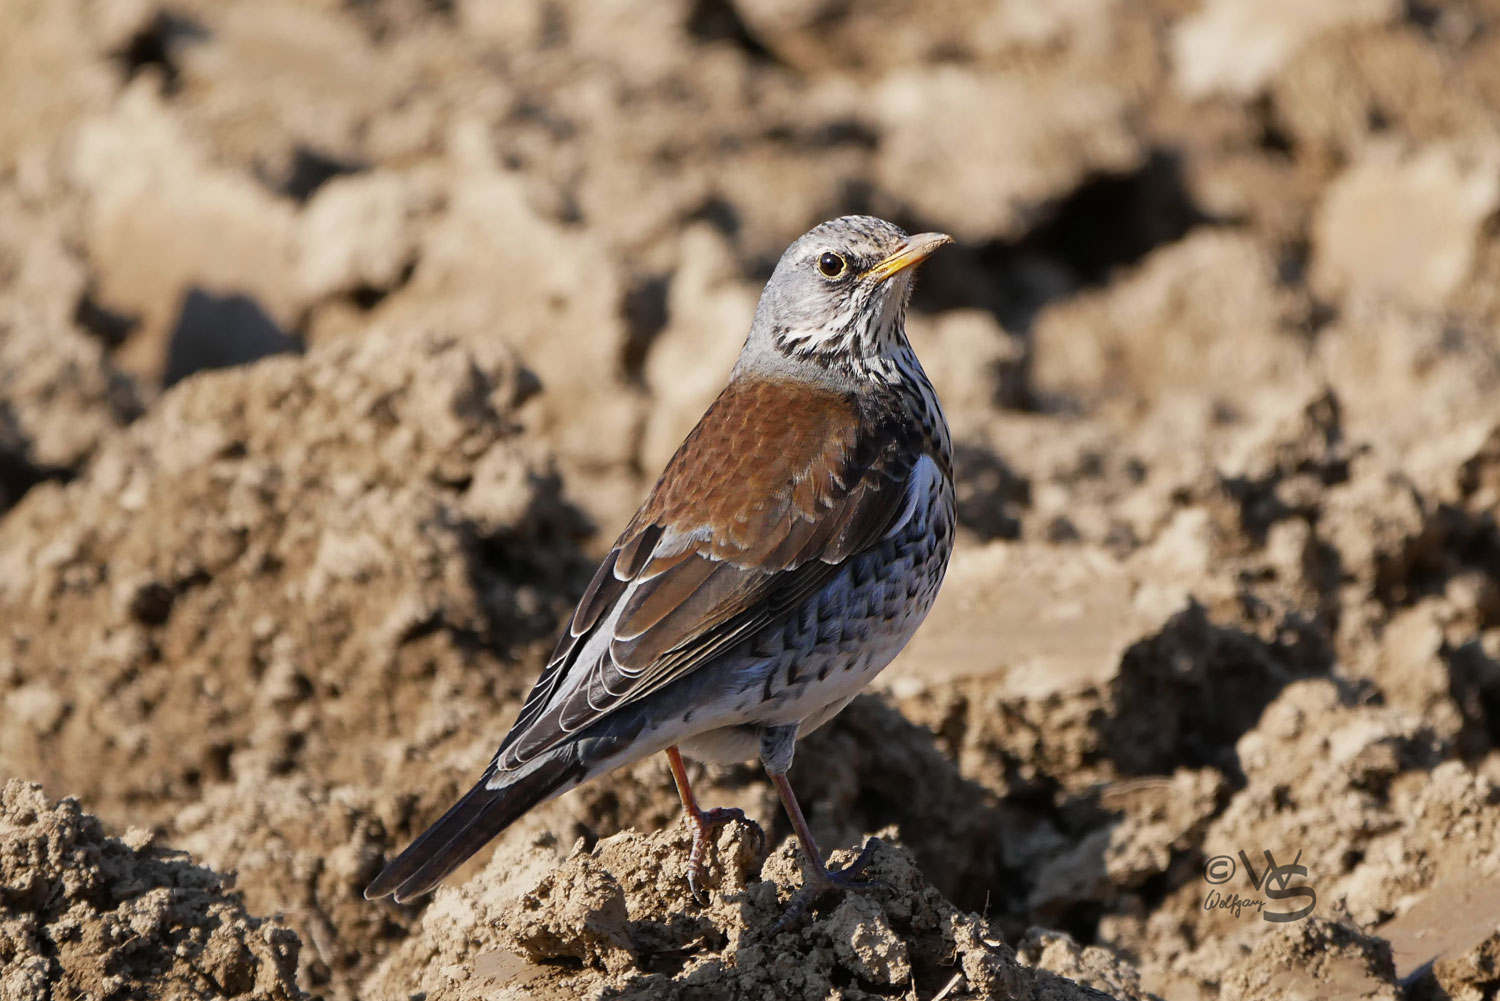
[{"x1": 739, "y1": 215, "x2": 952, "y2": 380}]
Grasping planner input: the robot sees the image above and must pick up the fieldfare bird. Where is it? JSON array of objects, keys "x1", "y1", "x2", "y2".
[{"x1": 366, "y1": 215, "x2": 955, "y2": 917}]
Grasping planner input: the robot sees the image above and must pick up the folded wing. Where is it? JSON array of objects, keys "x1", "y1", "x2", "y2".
[{"x1": 494, "y1": 376, "x2": 921, "y2": 771}]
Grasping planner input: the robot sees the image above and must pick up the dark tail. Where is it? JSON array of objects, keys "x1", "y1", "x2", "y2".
[{"x1": 365, "y1": 752, "x2": 584, "y2": 902}]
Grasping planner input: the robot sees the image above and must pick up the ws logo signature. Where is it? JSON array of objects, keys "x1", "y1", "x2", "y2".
[{"x1": 1201, "y1": 849, "x2": 1316, "y2": 923}]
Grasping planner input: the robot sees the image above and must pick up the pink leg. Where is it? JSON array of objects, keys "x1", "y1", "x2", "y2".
[
  {"x1": 768, "y1": 769, "x2": 886, "y2": 930},
  {"x1": 666, "y1": 745, "x2": 765, "y2": 903}
]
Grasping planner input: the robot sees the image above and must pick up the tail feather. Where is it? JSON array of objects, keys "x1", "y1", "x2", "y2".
[{"x1": 365, "y1": 752, "x2": 584, "y2": 903}]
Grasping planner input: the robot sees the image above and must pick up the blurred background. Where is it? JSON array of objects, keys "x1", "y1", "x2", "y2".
[{"x1": 4, "y1": 1, "x2": 1500, "y2": 999}]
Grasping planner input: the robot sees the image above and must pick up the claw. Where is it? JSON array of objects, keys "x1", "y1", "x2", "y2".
[
  {"x1": 666, "y1": 746, "x2": 766, "y2": 905},
  {"x1": 771, "y1": 836, "x2": 891, "y2": 933},
  {"x1": 685, "y1": 806, "x2": 764, "y2": 904},
  {"x1": 762, "y1": 759, "x2": 894, "y2": 931}
]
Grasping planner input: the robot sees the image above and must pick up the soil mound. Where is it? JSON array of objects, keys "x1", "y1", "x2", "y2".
[{"x1": 0, "y1": 780, "x2": 302, "y2": 1001}]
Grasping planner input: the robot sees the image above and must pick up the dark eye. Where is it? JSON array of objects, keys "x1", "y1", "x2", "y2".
[{"x1": 817, "y1": 252, "x2": 847, "y2": 278}]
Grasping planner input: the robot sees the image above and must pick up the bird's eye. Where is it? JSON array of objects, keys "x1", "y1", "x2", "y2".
[{"x1": 817, "y1": 252, "x2": 847, "y2": 278}]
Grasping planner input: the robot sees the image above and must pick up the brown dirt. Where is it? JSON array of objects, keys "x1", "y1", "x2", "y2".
[
  {"x1": 0, "y1": 780, "x2": 302, "y2": 1001},
  {"x1": 359, "y1": 823, "x2": 1155, "y2": 1001},
  {"x1": 4, "y1": 1, "x2": 1500, "y2": 1000}
]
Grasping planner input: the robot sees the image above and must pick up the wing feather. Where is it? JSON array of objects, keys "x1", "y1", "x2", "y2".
[{"x1": 494, "y1": 377, "x2": 925, "y2": 770}]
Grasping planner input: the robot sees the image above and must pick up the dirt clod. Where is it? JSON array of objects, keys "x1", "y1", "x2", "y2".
[{"x1": 0, "y1": 780, "x2": 303, "y2": 1001}]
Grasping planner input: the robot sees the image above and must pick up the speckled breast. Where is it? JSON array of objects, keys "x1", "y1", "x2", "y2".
[{"x1": 733, "y1": 456, "x2": 956, "y2": 728}]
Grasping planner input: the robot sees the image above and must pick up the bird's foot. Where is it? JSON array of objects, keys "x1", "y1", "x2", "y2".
[
  {"x1": 686, "y1": 806, "x2": 765, "y2": 904},
  {"x1": 772, "y1": 836, "x2": 890, "y2": 933}
]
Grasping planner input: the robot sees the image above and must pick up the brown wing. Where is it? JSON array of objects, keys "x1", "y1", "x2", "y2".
[{"x1": 494, "y1": 376, "x2": 921, "y2": 770}]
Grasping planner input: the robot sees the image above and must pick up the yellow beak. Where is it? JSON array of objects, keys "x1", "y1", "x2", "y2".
[{"x1": 864, "y1": 232, "x2": 954, "y2": 283}]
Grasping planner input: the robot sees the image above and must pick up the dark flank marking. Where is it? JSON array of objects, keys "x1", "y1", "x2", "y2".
[{"x1": 494, "y1": 375, "x2": 928, "y2": 768}]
